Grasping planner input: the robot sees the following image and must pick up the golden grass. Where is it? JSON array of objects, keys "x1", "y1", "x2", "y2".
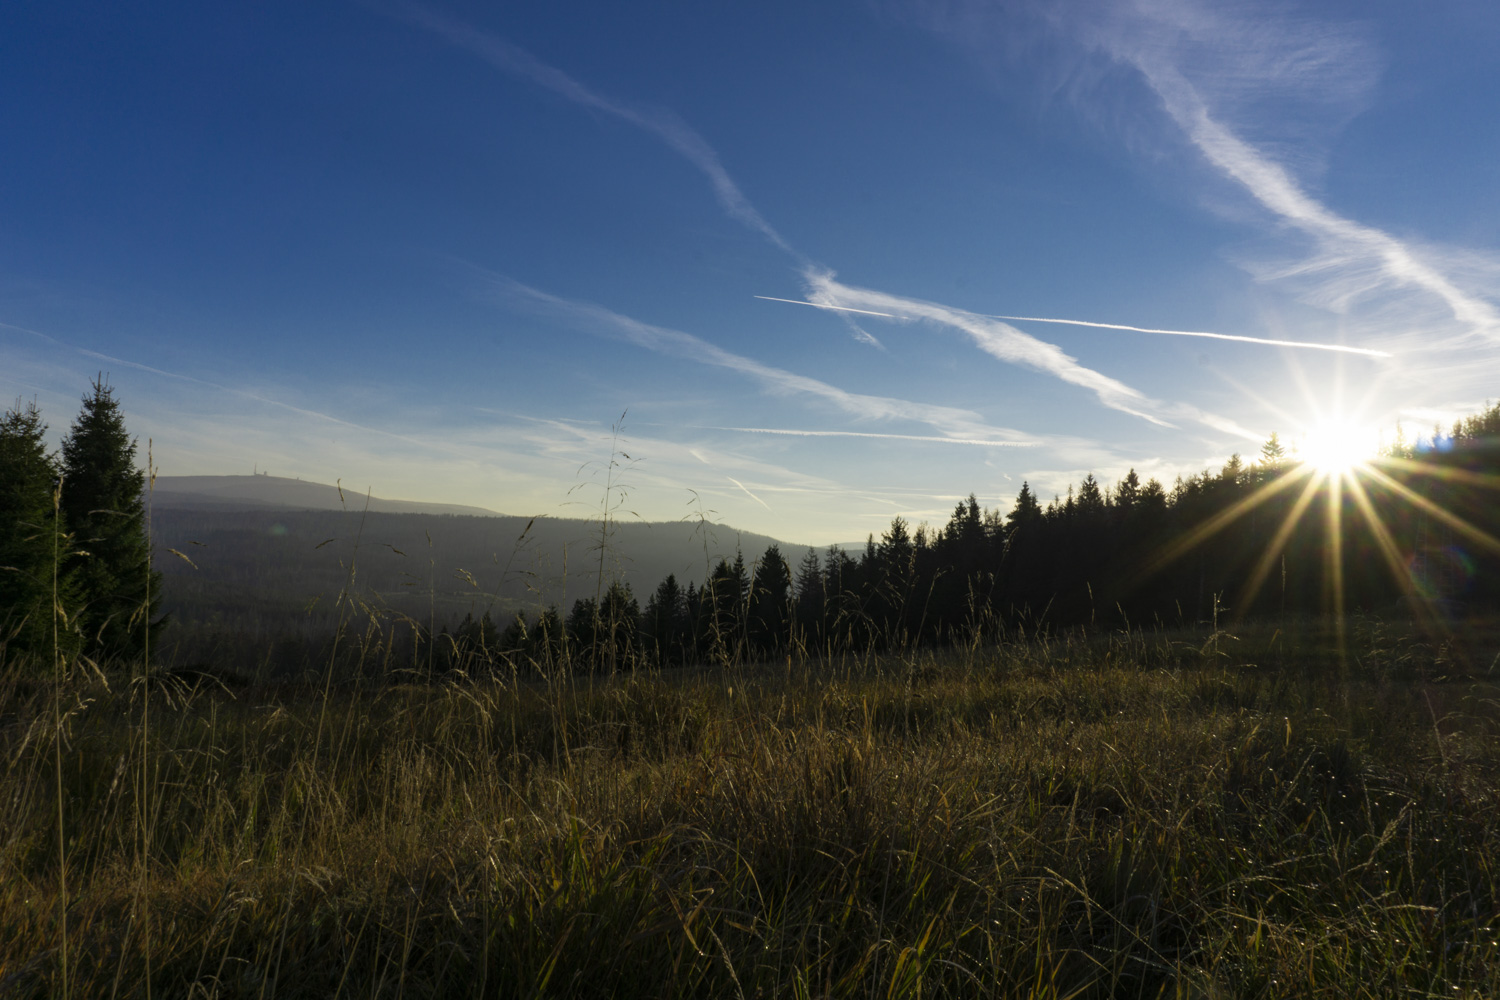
[{"x1": 3, "y1": 619, "x2": 1500, "y2": 998}]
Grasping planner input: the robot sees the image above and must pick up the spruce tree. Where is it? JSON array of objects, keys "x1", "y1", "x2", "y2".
[
  {"x1": 1007, "y1": 482, "x2": 1042, "y2": 529},
  {"x1": 793, "y1": 548, "x2": 824, "y2": 639},
  {"x1": 702, "y1": 555, "x2": 749, "y2": 664},
  {"x1": 529, "y1": 606, "x2": 564, "y2": 667},
  {"x1": 877, "y1": 516, "x2": 915, "y2": 626},
  {"x1": 1114, "y1": 470, "x2": 1141, "y2": 513},
  {"x1": 0, "y1": 400, "x2": 79, "y2": 662},
  {"x1": 644, "y1": 574, "x2": 687, "y2": 666},
  {"x1": 60, "y1": 377, "x2": 162, "y2": 661},
  {"x1": 1076, "y1": 474, "x2": 1106, "y2": 516},
  {"x1": 599, "y1": 580, "x2": 640, "y2": 669},
  {"x1": 1258, "y1": 432, "x2": 1287, "y2": 467},
  {"x1": 748, "y1": 544, "x2": 791, "y2": 655},
  {"x1": 566, "y1": 597, "x2": 599, "y2": 664}
]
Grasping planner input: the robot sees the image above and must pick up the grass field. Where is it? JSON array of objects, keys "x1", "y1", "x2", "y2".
[{"x1": 3, "y1": 617, "x2": 1500, "y2": 998}]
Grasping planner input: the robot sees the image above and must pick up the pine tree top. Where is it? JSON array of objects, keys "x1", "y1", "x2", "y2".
[{"x1": 61, "y1": 375, "x2": 146, "y2": 529}]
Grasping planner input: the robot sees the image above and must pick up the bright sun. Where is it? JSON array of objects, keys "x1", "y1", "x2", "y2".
[{"x1": 1299, "y1": 420, "x2": 1378, "y2": 475}]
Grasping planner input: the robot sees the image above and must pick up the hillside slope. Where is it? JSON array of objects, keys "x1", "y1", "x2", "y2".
[
  {"x1": 152, "y1": 474, "x2": 506, "y2": 517},
  {"x1": 150, "y1": 478, "x2": 816, "y2": 634}
]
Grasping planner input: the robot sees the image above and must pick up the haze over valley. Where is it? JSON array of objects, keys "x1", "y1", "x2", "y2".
[{"x1": 151, "y1": 473, "x2": 814, "y2": 637}]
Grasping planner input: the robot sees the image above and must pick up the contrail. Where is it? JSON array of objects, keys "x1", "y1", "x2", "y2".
[
  {"x1": 799, "y1": 274, "x2": 1172, "y2": 425},
  {"x1": 989, "y1": 315, "x2": 1392, "y2": 358},
  {"x1": 727, "y1": 476, "x2": 771, "y2": 510},
  {"x1": 717, "y1": 426, "x2": 1036, "y2": 448},
  {"x1": 404, "y1": 5, "x2": 798, "y2": 258},
  {"x1": 754, "y1": 295, "x2": 896, "y2": 319},
  {"x1": 756, "y1": 294, "x2": 1392, "y2": 358},
  {"x1": 484, "y1": 274, "x2": 1015, "y2": 438},
  {"x1": 758, "y1": 293, "x2": 1389, "y2": 358}
]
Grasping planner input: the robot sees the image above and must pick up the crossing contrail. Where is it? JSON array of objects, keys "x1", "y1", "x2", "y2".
[
  {"x1": 989, "y1": 315, "x2": 1392, "y2": 358},
  {"x1": 755, "y1": 294, "x2": 1390, "y2": 357},
  {"x1": 753, "y1": 295, "x2": 896, "y2": 319},
  {"x1": 715, "y1": 426, "x2": 1036, "y2": 447}
]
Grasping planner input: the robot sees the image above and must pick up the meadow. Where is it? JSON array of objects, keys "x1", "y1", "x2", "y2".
[{"x1": 4, "y1": 616, "x2": 1500, "y2": 998}]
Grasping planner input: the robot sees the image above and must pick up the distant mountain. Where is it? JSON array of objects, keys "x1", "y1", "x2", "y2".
[
  {"x1": 152, "y1": 475, "x2": 506, "y2": 517},
  {"x1": 148, "y1": 476, "x2": 819, "y2": 634}
]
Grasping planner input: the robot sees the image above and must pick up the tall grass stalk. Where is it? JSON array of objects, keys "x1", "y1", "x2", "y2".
[
  {"x1": 138, "y1": 442, "x2": 156, "y2": 1000},
  {"x1": 49, "y1": 475, "x2": 67, "y2": 1000}
]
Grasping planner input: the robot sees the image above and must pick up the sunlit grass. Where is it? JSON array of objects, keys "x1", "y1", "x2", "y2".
[{"x1": 4, "y1": 620, "x2": 1500, "y2": 998}]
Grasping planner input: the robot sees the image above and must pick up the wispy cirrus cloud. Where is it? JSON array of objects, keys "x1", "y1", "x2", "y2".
[
  {"x1": 802, "y1": 270, "x2": 1167, "y2": 423},
  {"x1": 498, "y1": 413, "x2": 993, "y2": 540},
  {"x1": 1134, "y1": 58, "x2": 1500, "y2": 342},
  {"x1": 481, "y1": 273, "x2": 1037, "y2": 446},
  {"x1": 406, "y1": 8, "x2": 1255, "y2": 414},
  {"x1": 1083, "y1": 3, "x2": 1500, "y2": 426},
  {"x1": 401, "y1": 4, "x2": 797, "y2": 258},
  {"x1": 710, "y1": 426, "x2": 1036, "y2": 448},
  {"x1": 404, "y1": 6, "x2": 903, "y2": 352},
  {"x1": 1057, "y1": 2, "x2": 1498, "y2": 344},
  {"x1": 893, "y1": 0, "x2": 1500, "y2": 411},
  {"x1": 0, "y1": 319, "x2": 430, "y2": 446},
  {"x1": 409, "y1": 5, "x2": 1346, "y2": 447},
  {"x1": 799, "y1": 273, "x2": 1272, "y2": 441}
]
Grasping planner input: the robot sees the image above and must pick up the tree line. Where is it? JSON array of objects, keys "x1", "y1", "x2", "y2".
[
  {"x1": 439, "y1": 406, "x2": 1500, "y2": 675},
  {"x1": 1, "y1": 378, "x2": 162, "y2": 666},
  {"x1": 6, "y1": 381, "x2": 1496, "y2": 678}
]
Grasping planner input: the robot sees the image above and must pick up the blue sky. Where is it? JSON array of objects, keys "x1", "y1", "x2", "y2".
[{"x1": 4, "y1": 0, "x2": 1499, "y2": 544}]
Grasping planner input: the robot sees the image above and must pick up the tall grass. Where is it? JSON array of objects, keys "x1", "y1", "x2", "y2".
[{"x1": 3, "y1": 617, "x2": 1499, "y2": 998}]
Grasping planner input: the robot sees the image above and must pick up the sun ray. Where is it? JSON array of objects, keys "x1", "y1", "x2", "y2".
[
  {"x1": 1378, "y1": 455, "x2": 1500, "y2": 492},
  {"x1": 1324, "y1": 471, "x2": 1347, "y2": 661},
  {"x1": 1140, "y1": 466, "x2": 1314, "y2": 578},
  {"x1": 1231, "y1": 472, "x2": 1324, "y2": 624},
  {"x1": 1362, "y1": 466, "x2": 1500, "y2": 557},
  {"x1": 1344, "y1": 471, "x2": 1447, "y2": 637}
]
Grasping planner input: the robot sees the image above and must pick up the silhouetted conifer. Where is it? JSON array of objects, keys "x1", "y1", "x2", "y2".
[
  {"x1": 748, "y1": 544, "x2": 791, "y2": 654},
  {"x1": 0, "y1": 400, "x2": 80, "y2": 662},
  {"x1": 60, "y1": 377, "x2": 162, "y2": 661}
]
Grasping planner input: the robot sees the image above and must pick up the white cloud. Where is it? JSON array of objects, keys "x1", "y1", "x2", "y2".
[
  {"x1": 897, "y1": 0, "x2": 1500, "y2": 421},
  {"x1": 986, "y1": 312, "x2": 1389, "y2": 357},
  {"x1": 1135, "y1": 57, "x2": 1500, "y2": 341},
  {"x1": 803, "y1": 270, "x2": 1167, "y2": 422},
  {"x1": 482, "y1": 273, "x2": 1038, "y2": 445},
  {"x1": 802, "y1": 270, "x2": 1263, "y2": 441},
  {"x1": 415, "y1": 7, "x2": 1314, "y2": 453},
  {"x1": 710, "y1": 426, "x2": 1037, "y2": 448},
  {"x1": 403, "y1": 5, "x2": 798, "y2": 258}
]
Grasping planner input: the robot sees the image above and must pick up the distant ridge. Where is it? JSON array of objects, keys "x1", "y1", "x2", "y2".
[
  {"x1": 151, "y1": 475, "x2": 507, "y2": 517},
  {"x1": 149, "y1": 479, "x2": 821, "y2": 632}
]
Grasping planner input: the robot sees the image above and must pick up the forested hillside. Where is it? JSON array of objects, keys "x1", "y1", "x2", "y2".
[{"x1": 149, "y1": 506, "x2": 811, "y2": 635}]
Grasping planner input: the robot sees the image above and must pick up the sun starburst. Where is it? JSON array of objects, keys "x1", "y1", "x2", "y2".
[{"x1": 1298, "y1": 420, "x2": 1379, "y2": 476}]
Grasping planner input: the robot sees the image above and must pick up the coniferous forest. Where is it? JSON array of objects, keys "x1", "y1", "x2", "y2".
[
  {"x1": 6, "y1": 386, "x2": 1498, "y2": 678},
  {"x1": 1, "y1": 379, "x2": 162, "y2": 667},
  {"x1": 434, "y1": 404, "x2": 1500, "y2": 679},
  {"x1": 4, "y1": 386, "x2": 1500, "y2": 999}
]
